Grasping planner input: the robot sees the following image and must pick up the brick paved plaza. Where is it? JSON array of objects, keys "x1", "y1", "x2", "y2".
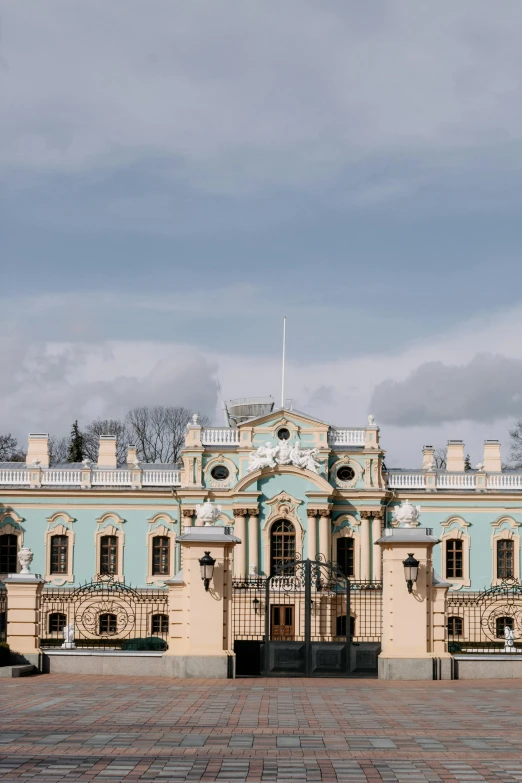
[{"x1": 2, "y1": 676, "x2": 522, "y2": 782}]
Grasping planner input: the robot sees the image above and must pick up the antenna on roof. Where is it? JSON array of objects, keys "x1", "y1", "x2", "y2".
[
  {"x1": 217, "y1": 377, "x2": 230, "y2": 427},
  {"x1": 281, "y1": 316, "x2": 286, "y2": 409}
]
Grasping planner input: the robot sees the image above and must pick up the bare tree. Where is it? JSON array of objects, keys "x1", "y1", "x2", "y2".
[
  {"x1": 0, "y1": 433, "x2": 26, "y2": 462},
  {"x1": 509, "y1": 420, "x2": 522, "y2": 469},
  {"x1": 49, "y1": 436, "x2": 69, "y2": 466},
  {"x1": 83, "y1": 419, "x2": 129, "y2": 465},
  {"x1": 125, "y1": 406, "x2": 210, "y2": 464},
  {"x1": 434, "y1": 447, "x2": 447, "y2": 470}
]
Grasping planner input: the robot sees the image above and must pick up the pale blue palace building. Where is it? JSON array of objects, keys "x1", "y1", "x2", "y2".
[{"x1": 0, "y1": 397, "x2": 520, "y2": 592}]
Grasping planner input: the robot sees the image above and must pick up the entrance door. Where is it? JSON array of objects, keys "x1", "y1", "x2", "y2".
[{"x1": 271, "y1": 605, "x2": 294, "y2": 639}]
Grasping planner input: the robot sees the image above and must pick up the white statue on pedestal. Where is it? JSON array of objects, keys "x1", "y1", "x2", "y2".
[
  {"x1": 17, "y1": 548, "x2": 34, "y2": 575},
  {"x1": 393, "y1": 500, "x2": 421, "y2": 528},
  {"x1": 504, "y1": 624, "x2": 516, "y2": 653},
  {"x1": 368, "y1": 415, "x2": 376, "y2": 426},
  {"x1": 61, "y1": 624, "x2": 75, "y2": 649},
  {"x1": 196, "y1": 500, "x2": 221, "y2": 526}
]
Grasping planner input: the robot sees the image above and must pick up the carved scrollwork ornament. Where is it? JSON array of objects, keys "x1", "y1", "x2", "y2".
[
  {"x1": 233, "y1": 508, "x2": 248, "y2": 517},
  {"x1": 319, "y1": 509, "x2": 330, "y2": 518},
  {"x1": 360, "y1": 510, "x2": 371, "y2": 520},
  {"x1": 247, "y1": 508, "x2": 259, "y2": 517},
  {"x1": 306, "y1": 508, "x2": 318, "y2": 517},
  {"x1": 182, "y1": 509, "x2": 194, "y2": 518}
]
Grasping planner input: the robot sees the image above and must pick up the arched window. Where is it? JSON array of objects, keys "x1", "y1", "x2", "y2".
[
  {"x1": 270, "y1": 520, "x2": 296, "y2": 575},
  {"x1": 100, "y1": 536, "x2": 118, "y2": 575},
  {"x1": 48, "y1": 612, "x2": 67, "y2": 634},
  {"x1": 151, "y1": 613, "x2": 169, "y2": 635},
  {"x1": 497, "y1": 540, "x2": 514, "y2": 579},
  {"x1": 445, "y1": 539, "x2": 463, "y2": 579},
  {"x1": 50, "y1": 535, "x2": 68, "y2": 575},
  {"x1": 336, "y1": 538, "x2": 354, "y2": 577},
  {"x1": 152, "y1": 537, "x2": 170, "y2": 576},
  {"x1": 447, "y1": 616, "x2": 463, "y2": 637},
  {"x1": 0, "y1": 534, "x2": 18, "y2": 574},
  {"x1": 99, "y1": 613, "x2": 117, "y2": 635},
  {"x1": 496, "y1": 616, "x2": 514, "y2": 638}
]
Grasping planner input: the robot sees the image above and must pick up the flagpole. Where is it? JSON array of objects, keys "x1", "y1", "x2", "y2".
[{"x1": 281, "y1": 316, "x2": 286, "y2": 409}]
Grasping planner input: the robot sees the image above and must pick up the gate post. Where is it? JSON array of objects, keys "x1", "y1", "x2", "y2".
[
  {"x1": 376, "y1": 527, "x2": 451, "y2": 680},
  {"x1": 4, "y1": 561, "x2": 45, "y2": 669},
  {"x1": 165, "y1": 523, "x2": 240, "y2": 678}
]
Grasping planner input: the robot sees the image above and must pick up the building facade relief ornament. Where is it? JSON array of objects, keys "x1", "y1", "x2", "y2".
[
  {"x1": 247, "y1": 508, "x2": 259, "y2": 517},
  {"x1": 393, "y1": 499, "x2": 421, "y2": 528},
  {"x1": 368, "y1": 415, "x2": 376, "y2": 426},
  {"x1": 196, "y1": 501, "x2": 222, "y2": 526},
  {"x1": 18, "y1": 547, "x2": 34, "y2": 574},
  {"x1": 182, "y1": 509, "x2": 194, "y2": 519},
  {"x1": 233, "y1": 508, "x2": 248, "y2": 518},
  {"x1": 246, "y1": 440, "x2": 324, "y2": 474}
]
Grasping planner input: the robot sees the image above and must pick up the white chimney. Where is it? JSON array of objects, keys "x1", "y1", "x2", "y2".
[
  {"x1": 97, "y1": 435, "x2": 117, "y2": 468},
  {"x1": 26, "y1": 433, "x2": 49, "y2": 468},
  {"x1": 422, "y1": 445, "x2": 435, "y2": 469},
  {"x1": 483, "y1": 440, "x2": 502, "y2": 472},
  {"x1": 446, "y1": 440, "x2": 465, "y2": 472}
]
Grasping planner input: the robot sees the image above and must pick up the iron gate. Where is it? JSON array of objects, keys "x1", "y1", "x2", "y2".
[
  {"x1": 0, "y1": 583, "x2": 6, "y2": 643},
  {"x1": 232, "y1": 558, "x2": 382, "y2": 677}
]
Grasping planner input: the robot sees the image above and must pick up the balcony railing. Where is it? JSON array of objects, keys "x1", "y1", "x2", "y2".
[
  {"x1": 387, "y1": 472, "x2": 426, "y2": 489},
  {"x1": 0, "y1": 467, "x2": 181, "y2": 488},
  {"x1": 328, "y1": 429, "x2": 365, "y2": 446},
  {"x1": 201, "y1": 428, "x2": 241, "y2": 445}
]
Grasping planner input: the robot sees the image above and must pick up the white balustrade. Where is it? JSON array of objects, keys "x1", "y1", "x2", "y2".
[
  {"x1": 42, "y1": 469, "x2": 82, "y2": 486},
  {"x1": 436, "y1": 473, "x2": 476, "y2": 490},
  {"x1": 201, "y1": 428, "x2": 241, "y2": 445},
  {"x1": 142, "y1": 470, "x2": 181, "y2": 486},
  {"x1": 386, "y1": 473, "x2": 426, "y2": 489},
  {"x1": 487, "y1": 474, "x2": 522, "y2": 490},
  {"x1": 0, "y1": 469, "x2": 29, "y2": 485},
  {"x1": 328, "y1": 429, "x2": 365, "y2": 446},
  {"x1": 91, "y1": 470, "x2": 132, "y2": 486}
]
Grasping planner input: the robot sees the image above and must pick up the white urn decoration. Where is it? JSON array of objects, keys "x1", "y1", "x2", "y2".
[
  {"x1": 18, "y1": 547, "x2": 34, "y2": 574},
  {"x1": 393, "y1": 500, "x2": 421, "y2": 528},
  {"x1": 195, "y1": 500, "x2": 221, "y2": 526}
]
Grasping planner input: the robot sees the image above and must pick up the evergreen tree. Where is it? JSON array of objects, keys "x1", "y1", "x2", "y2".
[
  {"x1": 67, "y1": 420, "x2": 84, "y2": 462},
  {"x1": 464, "y1": 453, "x2": 472, "y2": 471}
]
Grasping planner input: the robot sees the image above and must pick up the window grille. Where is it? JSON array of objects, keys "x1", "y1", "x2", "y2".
[{"x1": 151, "y1": 613, "x2": 169, "y2": 634}]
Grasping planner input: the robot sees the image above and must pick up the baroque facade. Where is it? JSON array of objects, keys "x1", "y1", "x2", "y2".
[{"x1": 0, "y1": 400, "x2": 520, "y2": 593}]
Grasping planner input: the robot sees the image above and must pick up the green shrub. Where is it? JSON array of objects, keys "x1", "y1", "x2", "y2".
[
  {"x1": 0, "y1": 642, "x2": 10, "y2": 667},
  {"x1": 121, "y1": 637, "x2": 167, "y2": 652}
]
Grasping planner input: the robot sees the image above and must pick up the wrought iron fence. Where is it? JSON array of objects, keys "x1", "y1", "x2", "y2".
[
  {"x1": 39, "y1": 577, "x2": 169, "y2": 650},
  {"x1": 0, "y1": 583, "x2": 6, "y2": 643},
  {"x1": 446, "y1": 578, "x2": 522, "y2": 654},
  {"x1": 232, "y1": 570, "x2": 382, "y2": 643}
]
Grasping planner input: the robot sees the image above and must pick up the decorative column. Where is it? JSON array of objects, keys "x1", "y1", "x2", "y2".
[
  {"x1": 318, "y1": 509, "x2": 331, "y2": 561},
  {"x1": 307, "y1": 509, "x2": 318, "y2": 560},
  {"x1": 360, "y1": 511, "x2": 371, "y2": 580},
  {"x1": 5, "y1": 548, "x2": 45, "y2": 668},
  {"x1": 247, "y1": 509, "x2": 259, "y2": 575},
  {"x1": 165, "y1": 524, "x2": 240, "y2": 677},
  {"x1": 372, "y1": 510, "x2": 383, "y2": 581},
  {"x1": 233, "y1": 509, "x2": 247, "y2": 577},
  {"x1": 182, "y1": 509, "x2": 194, "y2": 526}
]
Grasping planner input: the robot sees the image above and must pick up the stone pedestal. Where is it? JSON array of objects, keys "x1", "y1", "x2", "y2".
[
  {"x1": 165, "y1": 525, "x2": 239, "y2": 677},
  {"x1": 4, "y1": 574, "x2": 45, "y2": 668},
  {"x1": 376, "y1": 527, "x2": 451, "y2": 680}
]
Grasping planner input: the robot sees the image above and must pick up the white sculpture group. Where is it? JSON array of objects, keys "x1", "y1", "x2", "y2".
[
  {"x1": 247, "y1": 440, "x2": 324, "y2": 474},
  {"x1": 393, "y1": 499, "x2": 421, "y2": 528},
  {"x1": 196, "y1": 500, "x2": 222, "y2": 525},
  {"x1": 62, "y1": 623, "x2": 75, "y2": 649}
]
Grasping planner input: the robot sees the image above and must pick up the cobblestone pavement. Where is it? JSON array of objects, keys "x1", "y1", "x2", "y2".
[{"x1": 3, "y1": 676, "x2": 522, "y2": 782}]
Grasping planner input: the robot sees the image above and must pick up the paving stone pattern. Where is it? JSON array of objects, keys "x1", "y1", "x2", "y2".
[{"x1": 3, "y1": 677, "x2": 522, "y2": 781}]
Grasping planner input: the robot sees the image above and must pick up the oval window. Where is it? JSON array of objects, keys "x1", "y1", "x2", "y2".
[
  {"x1": 211, "y1": 465, "x2": 230, "y2": 481},
  {"x1": 277, "y1": 428, "x2": 291, "y2": 440},
  {"x1": 337, "y1": 465, "x2": 355, "y2": 482}
]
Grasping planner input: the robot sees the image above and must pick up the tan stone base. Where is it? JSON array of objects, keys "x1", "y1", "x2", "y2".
[
  {"x1": 378, "y1": 656, "x2": 452, "y2": 680},
  {"x1": 42, "y1": 651, "x2": 234, "y2": 678}
]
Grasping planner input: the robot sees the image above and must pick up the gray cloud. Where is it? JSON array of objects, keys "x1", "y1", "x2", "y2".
[
  {"x1": 370, "y1": 354, "x2": 522, "y2": 426},
  {"x1": 0, "y1": 337, "x2": 218, "y2": 441},
  {"x1": 2, "y1": 0, "x2": 522, "y2": 201}
]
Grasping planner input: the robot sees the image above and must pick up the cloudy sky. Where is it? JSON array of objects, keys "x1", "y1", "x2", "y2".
[{"x1": 2, "y1": 0, "x2": 522, "y2": 466}]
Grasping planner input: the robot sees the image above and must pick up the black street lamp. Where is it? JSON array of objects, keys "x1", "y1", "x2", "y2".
[
  {"x1": 199, "y1": 551, "x2": 216, "y2": 592},
  {"x1": 403, "y1": 552, "x2": 420, "y2": 594}
]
